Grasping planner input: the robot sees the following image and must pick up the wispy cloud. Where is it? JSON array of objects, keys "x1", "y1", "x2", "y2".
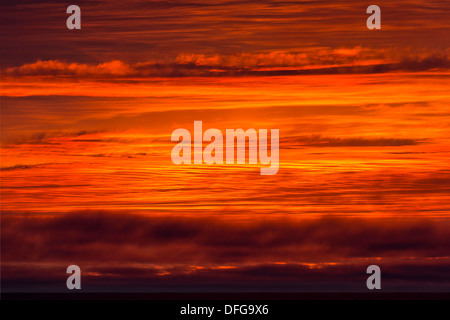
[{"x1": 281, "y1": 135, "x2": 428, "y2": 148}]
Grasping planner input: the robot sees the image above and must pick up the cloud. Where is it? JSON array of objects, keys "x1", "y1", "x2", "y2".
[
  {"x1": 2, "y1": 0, "x2": 449, "y2": 70},
  {"x1": 4, "y1": 50, "x2": 450, "y2": 78},
  {"x1": 2, "y1": 130, "x2": 102, "y2": 146},
  {"x1": 281, "y1": 135, "x2": 427, "y2": 148},
  {"x1": 2, "y1": 209, "x2": 450, "y2": 293},
  {"x1": 2, "y1": 212, "x2": 449, "y2": 265},
  {"x1": 4, "y1": 260, "x2": 450, "y2": 293},
  {"x1": 175, "y1": 47, "x2": 387, "y2": 69},
  {"x1": 0, "y1": 164, "x2": 42, "y2": 171},
  {"x1": 6, "y1": 60, "x2": 131, "y2": 77}
]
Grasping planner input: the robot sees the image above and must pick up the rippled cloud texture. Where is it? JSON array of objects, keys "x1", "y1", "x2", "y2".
[{"x1": 1, "y1": 0, "x2": 450, "y2": 292}]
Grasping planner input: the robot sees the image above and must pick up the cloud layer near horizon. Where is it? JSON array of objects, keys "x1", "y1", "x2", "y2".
[{"x1": 2, "y1": 211, "x2": 450, "y2": 292}]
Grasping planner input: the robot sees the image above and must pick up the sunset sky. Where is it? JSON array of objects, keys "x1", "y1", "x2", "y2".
[{"x1": 1, "y1": 0, "x2": 450, "y2": 292}]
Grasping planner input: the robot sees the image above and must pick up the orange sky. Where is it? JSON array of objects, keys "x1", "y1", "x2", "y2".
[{"x1": 1, "y1": 0, "x2": 450, "y2": 292}]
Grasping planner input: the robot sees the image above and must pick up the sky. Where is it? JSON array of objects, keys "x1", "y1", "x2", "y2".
[{"x1": 1, "y1": 0, "x2": 450, "y2": 292}]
